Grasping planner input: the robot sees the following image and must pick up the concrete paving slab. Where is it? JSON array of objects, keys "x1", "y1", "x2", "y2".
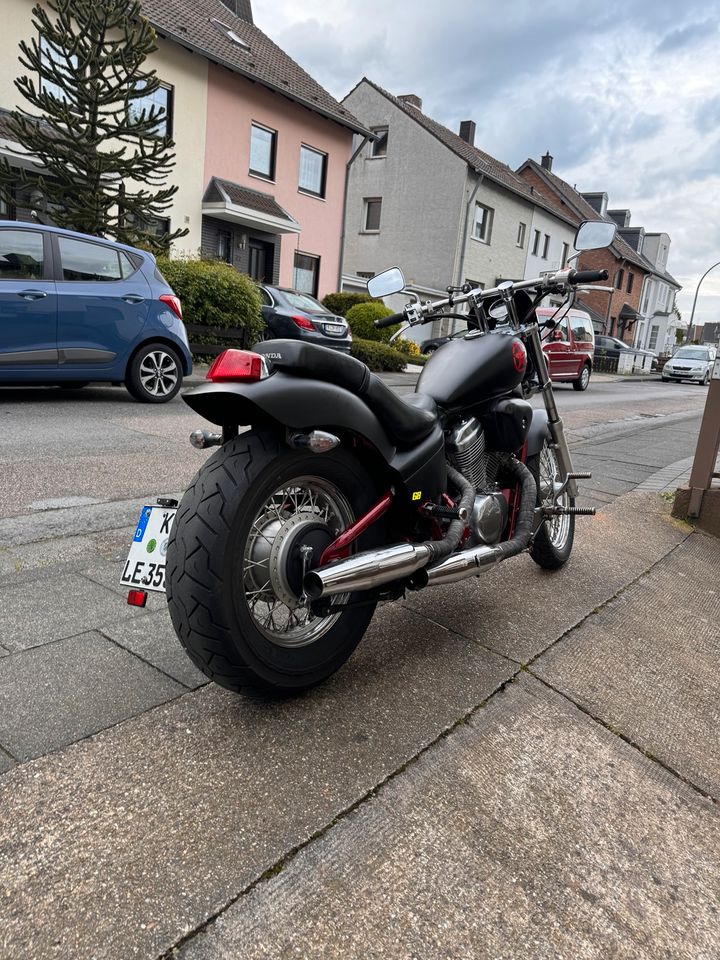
[
  {"x1": 178, "y1": 676, "x2": 720, "y2": 960},
  {"x1": 0, "y1": 745, "x2": 14, "y2": 773},
  {"x1": 0, "y1": 632, "x2": 184, "y2": 760},
  {"x1": 534, "y1": 532, "x2": 720, "y2": 798},
  {"x1": 0, "y1": 572, "x2": 143, "y2": 652},
  {"x1": 0, "y1": 604, "x2": 514, "y2": 960},
  {"x1": 101, "y1": 609, "x2": 208, "y2": 689},
  {"x1": 405, "y1": 492, "x2": 690, "y2": 663}
]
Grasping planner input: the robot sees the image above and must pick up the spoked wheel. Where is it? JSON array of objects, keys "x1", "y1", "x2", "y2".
[
  {"x1": 166, "y1": 431, "x2": 382, "y2": 696},
  {"x1": 528, "y1": 440, "x2": 575, "y2": 569}
]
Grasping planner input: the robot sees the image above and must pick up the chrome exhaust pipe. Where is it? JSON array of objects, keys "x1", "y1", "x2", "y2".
[
  {"x1": 413, "y1": 543, "x2": 503, "y2": 588},
  {"x1": 303, "y1": 542, "x2": 433, "y2": 599}
]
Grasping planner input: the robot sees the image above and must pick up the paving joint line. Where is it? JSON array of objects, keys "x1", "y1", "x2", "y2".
[
  {"x1": 398, "y1": 602, "x2": 523, "y2": 669},
  {"x1": 157, "y1": 670, "x2": 524, "y2": 959},
  {"x1": 95, "y1": 627, "x2": 205, "y2": 693}
]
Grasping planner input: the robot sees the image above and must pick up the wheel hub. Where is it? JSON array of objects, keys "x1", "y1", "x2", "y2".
[{"x1": 249, "y1": 514, "x2": 333, "y2": 610}]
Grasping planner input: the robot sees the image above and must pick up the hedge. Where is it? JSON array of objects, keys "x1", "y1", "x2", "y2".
[
  {"x1": 156, "y1": 257, "x2": 263, "y2": 354},
  {"x1": 345, "y1": 301, "x2": 402, "y2": 343},
  {"x1": 350, "y1": 337, "x2": 407, "y2": 372},
  {"x1": 321, "y1": 291, "x2": 378, "y2": 317}
]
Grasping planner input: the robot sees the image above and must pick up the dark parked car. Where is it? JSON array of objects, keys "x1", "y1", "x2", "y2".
[
  {"x1": 0, "y1": 220, "x2": 192, "y2": 402},
  {"x1": 257, "y1": 285, "x2": 351, "y2": 352},
  {"x1": 594, "y1": 334, "x2": 657, "y2": 370},
  {"x1": 420, "y1": 326, "x2": 469, "y2": 354}
]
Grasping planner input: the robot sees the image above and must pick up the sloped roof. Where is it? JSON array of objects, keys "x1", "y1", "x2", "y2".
[
  {"x1": 204, "y1": 176, "x2": 296, "y2": 224},
  {"x1": 517, "y1": 159, "x2": 681, "y2": 288},
  {"x1": 140, "y1": 0, "x2": 370, "y2": 136},
  {"x1": 348, "y1": 79, "x2": 577, "y2": 227}
]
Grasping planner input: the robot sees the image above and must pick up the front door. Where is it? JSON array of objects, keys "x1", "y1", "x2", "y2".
[
  {"x1": 0, "y1": 227, "x2": 58, "y2": 375},
  {"x1": 248, "y1": 240, "x2": 274, "y2": 283},
  {"x1": 543, "y1": 316, "x2": 573, "y2": 379}
]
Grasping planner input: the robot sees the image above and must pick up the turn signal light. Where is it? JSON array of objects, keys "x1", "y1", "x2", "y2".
[
  {"x1": 207, "y1": 349, "x2": 265, "y2": 382},
  {"x1": 291, "y1": 314, "x2": 315, "y2": 330}
]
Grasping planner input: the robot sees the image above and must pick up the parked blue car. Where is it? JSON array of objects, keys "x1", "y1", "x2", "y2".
[{"x1": 0, "y1": 221, "x2": 192, "y2": 402}]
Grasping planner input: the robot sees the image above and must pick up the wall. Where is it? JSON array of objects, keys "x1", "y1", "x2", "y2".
[
  {"x1": 205, "y1": 63, "x2": 353, "y2": 296},
  {"x1": 524, "y1": 204, "x2": 576, "y2": 277},
  {"x1": 460, "y1": 174, "x2": 534, "y2": 288}
]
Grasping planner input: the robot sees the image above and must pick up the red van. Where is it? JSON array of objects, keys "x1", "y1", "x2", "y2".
[{"x1": 537, "y1": 306, "x2": 595, "y2": 391}]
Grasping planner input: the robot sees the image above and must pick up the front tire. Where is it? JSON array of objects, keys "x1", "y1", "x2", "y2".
[
  {"x1": 572, "y1": 363, "x2": 591, "y2": 391},
  {"x1": 527, "y1": 441, "x2": 575, "y2": 569},
  {"x1": 166, "y1": 431, "x2": 381, "y2": 696}
]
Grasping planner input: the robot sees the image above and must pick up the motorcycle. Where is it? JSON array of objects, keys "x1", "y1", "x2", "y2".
[{"x1": 121, "y1": 219, "x2": 616, "y2": 696}]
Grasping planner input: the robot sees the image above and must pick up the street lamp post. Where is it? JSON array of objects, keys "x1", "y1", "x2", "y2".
[{"x1": 685, "y1": 260, "x2": 720, "y2": 342}]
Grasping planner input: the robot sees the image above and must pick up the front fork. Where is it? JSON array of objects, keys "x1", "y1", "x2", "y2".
[{"x1": 526, "y1": 325, "x2": 579, "y2": 499}]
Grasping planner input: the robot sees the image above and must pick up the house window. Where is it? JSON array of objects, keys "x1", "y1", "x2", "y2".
[
  {"x1": 0, "y1": 195, "x2": 10, "y2": 218},
  {"x1": 516, "y1": 223, "x2": 526, "y2": 248},
  {"x1": 531, "y1": 229, "x2": 541, "y2": 256},
  {"x1": 357, "y1": 271, "x2": 374, "y2": 279},
  {"x1": 363, "y1": 197, "x2": 382, "y2": 232},
  {"x1": 473, "y1": 203, "x2": 493, "y2": 243},
  {"x1": 658, "y1": 284, "x2": 668, "y2": 310},
  {"x1": 626, "y1": 272, "x2": 634, "y2": 294},
  {"x1": 129, "y1": 82, "x2": 173, "y2": 138},
  {"x1": 217, "y1": 229, "x2": 232, "y2": 264},
  {"x1": 39, "y1": 35, "x2": 77, "y2": 103},
  {"x1": 464, "y1": 279, "x2": 484, "y2": 289},
  {"x1": 561, "y1": 242, "x2": 569, "y2": 265},
  {"x1": 371, "y1": 127, "x2": 388, "y2": 157},
  {"x1": 648, "y1": 324, "x2": 659, "y2": 351},
  {"x1": 299, "y1": 145, "x2": 327, "y2": 198},
  {"x1": 542, "y1": 234, "x2": 550, "y2": 259},
  {"x1": 249, "y1": 124, "x2": 276, "y2": 180},
  {"x1": 293, "y1": 252, "x2": 320, "y2": 296},
  {"x1": 123, "y1": 211, "x2": 170, "y2": 239},
  {"x1": 615, "y1": 268, "x2": 625, "y2": 290}
]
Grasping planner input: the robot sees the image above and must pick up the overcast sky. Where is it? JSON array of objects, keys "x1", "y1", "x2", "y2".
[{"x1": 254, "y1": 0, "x2": 720, "y2": 328}]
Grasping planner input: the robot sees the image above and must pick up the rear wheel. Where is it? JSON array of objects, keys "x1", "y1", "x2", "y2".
[
  {"x1": 572, "y1": 363, "x2": 591, "y2": 391},
  {"x1": 126, "y1": 342, "x2": 183, "y2": 403},
  {"x1": 166, "y1": 431, "x2": 381, "y2": 696},
  {"x1": 528, "y1": 441, "x2": 575, "y2": 569}
]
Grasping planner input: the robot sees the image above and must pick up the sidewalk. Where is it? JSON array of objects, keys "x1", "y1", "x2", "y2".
[{"x1": 1, "y1": 479, "x2": 718, "y2": 958}]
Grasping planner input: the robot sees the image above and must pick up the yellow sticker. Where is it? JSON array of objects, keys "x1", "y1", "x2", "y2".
[{"x1": 411, "y1": 491, "x2": 422, "y2": 501}]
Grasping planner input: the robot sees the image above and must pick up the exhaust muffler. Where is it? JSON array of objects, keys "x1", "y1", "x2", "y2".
[{"x1": 303, "y1": 542, "x2": 433, "y2": 599}]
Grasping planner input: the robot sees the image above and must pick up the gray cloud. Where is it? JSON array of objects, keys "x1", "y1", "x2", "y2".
[
  {"x1": 656, "y1": 20, "x2": 718, "y2": 53},
  {"x1": 694, "y1": 95, "x2": 720, "y2": 134}
]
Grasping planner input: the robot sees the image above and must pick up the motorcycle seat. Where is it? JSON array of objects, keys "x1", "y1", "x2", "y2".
[{"x1": 253, "y1": 339, "x2": 437, "y2": 447}]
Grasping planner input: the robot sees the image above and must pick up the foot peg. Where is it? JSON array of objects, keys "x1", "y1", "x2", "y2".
[
  {"x1": 567, "y1": 471, "x2": 592, "y2": 480},
  {"x1": 543, "y1": 505, "x2": 596, "y2": 517},
  {"x1": 420, "y1": 502, "x2": 469, "y2": 522}
]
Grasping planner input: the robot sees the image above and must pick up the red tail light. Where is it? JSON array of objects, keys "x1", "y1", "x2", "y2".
[
  {"x1": 159, "y1": 294, "x2": 183, "y2": 319},
  {"x1": 291, "y1": 314, "x2": 315, "y2": 330},
  {"x1": 207, "y1": 349, "x2": 264, "y2": 382}
]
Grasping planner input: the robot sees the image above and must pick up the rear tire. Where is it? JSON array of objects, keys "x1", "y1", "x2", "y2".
[
  {"x1": 126, "y1": 341, "x2": 183, "y2": 403},
  {"x1": 166, "y1": 431, "x2": 381, "y2": 696},
  {"x1": 572, "y1": 364, "x2": 591, "y2": 391},
  {"x1": 527, "y1": 441, "x2": 575, "y2": 569}
]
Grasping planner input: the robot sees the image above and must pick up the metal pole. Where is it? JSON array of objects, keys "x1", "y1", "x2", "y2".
[{"x1": 685, "y1": 260, "x2": 720, "y2": 342}]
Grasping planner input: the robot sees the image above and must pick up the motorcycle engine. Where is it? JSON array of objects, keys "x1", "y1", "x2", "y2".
[{"x1": 448, "y1": 417, "x2": 508, "y2": 545}]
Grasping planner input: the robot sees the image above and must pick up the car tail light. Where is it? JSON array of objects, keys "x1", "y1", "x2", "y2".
[
  {"x1": 207, "y1": 349, "x2": 265, "y2": 382},
  {"x1": 291, "y1": 314, "x2": 315, "y2": 330},
  {"x1": 160, "y1": 294, "x2": 183, "y2": 319}
]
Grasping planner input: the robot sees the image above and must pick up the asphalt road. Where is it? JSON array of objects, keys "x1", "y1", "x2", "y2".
[{"x1": 0, "y1": 374, "x2": 708, "y2": 520}]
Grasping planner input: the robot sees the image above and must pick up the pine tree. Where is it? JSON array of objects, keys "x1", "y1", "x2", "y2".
[{"x1": 0, "y1": 0, "x2": 187, "y2": 252}]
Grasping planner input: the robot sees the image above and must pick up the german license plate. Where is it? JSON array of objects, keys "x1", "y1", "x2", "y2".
[
  {"x1": 324, "y1": 323, "x2": 344, "y2": 335},
  {"x1": 120, "y1": 505, "x2": 177, "y2": 593}
]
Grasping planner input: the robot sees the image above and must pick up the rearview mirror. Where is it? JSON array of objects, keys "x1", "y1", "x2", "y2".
[
  {"x1": 574, "y1": 220, "x2": 616, "y2": 251},
  {"x1": 367, "y1": 267, "x2": 405, "y2": 299}
]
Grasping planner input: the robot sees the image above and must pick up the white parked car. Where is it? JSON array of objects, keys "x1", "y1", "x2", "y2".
[{"x1": 662, "y1": 346, "x2": 716, "y2": 385}]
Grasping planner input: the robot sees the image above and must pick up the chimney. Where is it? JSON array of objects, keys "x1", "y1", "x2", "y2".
[
  {"x1": 398, "y1": 94, "x2": 422, "y2": 111},
  {"x1": 459, "y1": 120, "x2": 476, "y2": 145},
  {"x1": 541, "y1": 151, "x2": 553, "y2": 171},
  {"x1": 608, "y1": 209, "x2": 632, "y2": 228}
]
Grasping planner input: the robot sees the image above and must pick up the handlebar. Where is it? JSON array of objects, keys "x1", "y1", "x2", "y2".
[
  {"x1": 568, "y1": 269, "x2": 609, "y2": 284},
  {"x1": 374, "y1": 312, "x2": 406, "y2": 330}
]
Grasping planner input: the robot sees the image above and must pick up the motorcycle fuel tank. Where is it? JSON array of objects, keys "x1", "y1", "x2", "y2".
[{"x1": 417, "y1": 330, "x2": 527, "y2": 408}]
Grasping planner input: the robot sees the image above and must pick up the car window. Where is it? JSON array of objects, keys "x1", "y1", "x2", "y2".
[
  {"x1": 258, "y1": 287, "x2": 273, "y2": 307},
  {"x1": 554, "y1": 318, "x2": 568, "y2": 341},
  {"x1": 58, "y1": 237, "x2": 123, "y2": 282},
  {"x1": 282, "y1": 290, "x2": 328, "y2": 313},
  {"x1": 570, "y1": 314, "x2": 593, "y2": 342},
  {"x1": 0, "y1": 229, "x2": 44, "y2": 280},
  {"x1": 119, "y1": 252, "x2": 139, "y2": 278},
  {"x1": 674, "y1": 348, "x2": 709, "y2": 361}
]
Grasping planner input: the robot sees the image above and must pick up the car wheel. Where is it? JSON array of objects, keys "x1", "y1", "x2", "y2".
[
  {"x1": 424, "y1": 345, "x2": 438, "y2": 354},
  {"x1": 661, "y1": 376, "x2": 669, "y2": 382},
  {"x1": 702, "y1": 371, "x2": 710, "y2": 386},
  {"x1": 572, "y1": 364, "x2": 591, "y2": 391},
  {"x1": 126, "y1": 342, "x2": 183, "y2": 403}
]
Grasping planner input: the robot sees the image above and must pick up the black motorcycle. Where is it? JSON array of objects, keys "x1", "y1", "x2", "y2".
[{"x1": 150, "y1": 220, "x2": 616, "y2": 695}]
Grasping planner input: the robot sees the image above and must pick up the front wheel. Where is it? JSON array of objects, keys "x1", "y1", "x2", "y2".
[
  {"x1": 527, "y1": 441, "x2": 575, "y2": 569},
  {"x1": 166, "y1": 431, "x2": 381, "y2": 696},
  {"x1": 572, "y1": 363, "x2": 591, "y2": 391}
]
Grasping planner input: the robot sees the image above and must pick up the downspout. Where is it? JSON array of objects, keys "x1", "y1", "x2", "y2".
[
  {"x1": 338, "y1": 134, "x2": 373, "y2": 291},
  {"x1": 456, "y1": 170, "x2": 484, "y2": 287}
]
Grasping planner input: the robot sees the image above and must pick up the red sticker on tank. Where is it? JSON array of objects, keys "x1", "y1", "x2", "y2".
[{"x1": 512, "y1": 340, "x2": 527, "y2": 373}]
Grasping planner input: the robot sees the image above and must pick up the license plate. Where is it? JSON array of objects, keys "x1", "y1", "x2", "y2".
[
  {"x1": 120, "y1": 505, "x2": 177, "y2": 593},
  {"x1": 324, "y1": 323, "x2": 345, "y2": 335}
]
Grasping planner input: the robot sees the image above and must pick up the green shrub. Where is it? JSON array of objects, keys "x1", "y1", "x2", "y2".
[
  {"x1": 322, "y1": 291, "x2": 378, "y2": 317},
  {"x1": 345, "y1": 301, "x2": 401, "y2": 343},
  {"x1": 157, "y1": 257, "x2": 263, "y2": 356},
  {"x1": 350, "y1": 337, "x2": 407, "y2": 372}
]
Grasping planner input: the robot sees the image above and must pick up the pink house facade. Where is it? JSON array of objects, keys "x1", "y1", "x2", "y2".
[{"x1": 202, "y1": 63, "x2": 357, "y2": 298}]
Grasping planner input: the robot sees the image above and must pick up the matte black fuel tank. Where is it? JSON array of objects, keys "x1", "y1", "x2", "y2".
[{"x1": 417, "y1": 331, "x2": 527, "y2": 408}]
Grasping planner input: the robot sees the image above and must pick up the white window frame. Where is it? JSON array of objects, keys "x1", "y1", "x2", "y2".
[
  {"x1": 542, "y1": 234, "x2": 550, "y2": 259},
  {"x1": 531, "y1": 229, "x2": 541, "y2": 256},
  {"x1": 363, "y1": 197, "x2": 382, "y2": 233},
  {"x1": 472, "y1": 203, "x2": 493, "y2": 244},
  {"x1": 370, "y1": 127, "x2": 388, "y2": 158},
  {"x1": 516, "y1": 222, "x2": 526, "y2": 248}
]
